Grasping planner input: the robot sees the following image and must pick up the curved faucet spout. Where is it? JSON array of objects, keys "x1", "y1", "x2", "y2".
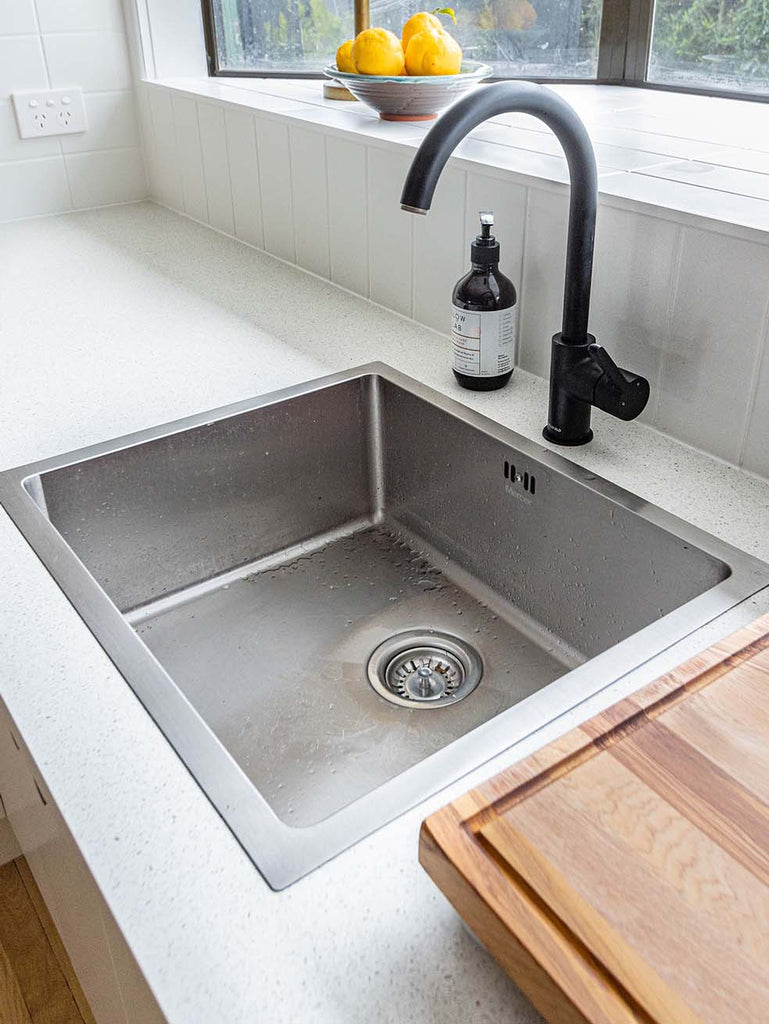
[
  {"x1": 401, "y1": 81, "x2": 649, "y2": 446},
  {"x1": 400, "y1": 81, "x2": 597, "y2": 345}
]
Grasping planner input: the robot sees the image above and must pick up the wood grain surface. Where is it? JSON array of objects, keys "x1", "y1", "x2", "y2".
[
  {"x1": 420, "y1": 614, "x2": 769, "y2": 1024},
  {"x1": 0, "y1": 858, "x2": 94, "y2": 1024}
]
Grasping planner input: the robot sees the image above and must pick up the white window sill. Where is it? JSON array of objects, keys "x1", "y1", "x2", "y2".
[{"x1": 145, "y1": 76, "x2": 769, "y2": 241}]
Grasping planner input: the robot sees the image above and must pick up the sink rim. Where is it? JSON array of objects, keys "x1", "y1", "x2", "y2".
[{"x1": 2, "y1": 361, "x2": 768, "y2": 889}]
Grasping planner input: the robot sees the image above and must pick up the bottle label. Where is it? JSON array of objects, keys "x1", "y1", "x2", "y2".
[{"x1": 451, "y1": 304, "x2": 517, "y2": 377}]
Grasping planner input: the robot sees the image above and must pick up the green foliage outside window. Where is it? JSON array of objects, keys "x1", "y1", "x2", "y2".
[{"x1": 650, "y1": 0, "x2": 769, "y2": 82}]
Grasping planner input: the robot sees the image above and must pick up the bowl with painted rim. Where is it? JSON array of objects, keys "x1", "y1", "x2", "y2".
[{"x1": 323, "y1": 61, "x2": 493, "y2": 121}]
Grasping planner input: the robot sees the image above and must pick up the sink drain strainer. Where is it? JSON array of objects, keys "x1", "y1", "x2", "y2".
[{"x1": 367, "y1": 630, "x2": 482, "y2": 709}]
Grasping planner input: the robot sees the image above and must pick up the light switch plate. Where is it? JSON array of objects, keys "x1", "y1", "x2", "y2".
[{"x1": 12, "y1": 87, "x2": 87, "y2": 138}]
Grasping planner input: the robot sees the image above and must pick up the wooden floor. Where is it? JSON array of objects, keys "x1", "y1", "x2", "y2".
[{"x1": 0, "y1": 857, "x2": 95, "y2": 1024}]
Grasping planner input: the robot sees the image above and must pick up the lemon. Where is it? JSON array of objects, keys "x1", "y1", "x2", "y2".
[
  {"x1": 335, "y1": 39, "x2": 357, "y2": 72},
  {"x1": 352, "y1": 28, "x2": 406, "y2": 76},
  {"x1": 401, "y1": 11, "x2": 443, "y2": 52},
  {"x1": 405, "y1": 27, "x2": 462, "y2": 75}
]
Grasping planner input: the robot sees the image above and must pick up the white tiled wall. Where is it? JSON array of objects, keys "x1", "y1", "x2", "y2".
[
  {"x1": 0, "y1": 0, "x2": 146, "y2": 221},
  {"x1": 138, "y1": 82, "x2": 769, "y2": 478}
]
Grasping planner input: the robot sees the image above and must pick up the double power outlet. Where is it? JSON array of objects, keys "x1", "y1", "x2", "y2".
[{"x1": 12, "y1": 87, "x2": 87, "y2": 139}]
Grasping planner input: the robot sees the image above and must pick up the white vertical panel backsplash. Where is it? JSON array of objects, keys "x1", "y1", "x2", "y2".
[
  {"x1": 224, "y1": 109, "x2": 263, "y2": 250},
  {"x1": 289, "y1": 126, "x2": 330, "y2": 279},
  {"x1": 255, "y1": 115, "x2": 295, "y2": 264},
  {"x1": 172, "y1": 95, "x2": 207, "y2": 223},
  {"x1": 590, "y1": 206, "x2": 680, "y2": 424},
  {"x1": 143, "y1": 84, "x2": 769, "y2": 479},
  {"x1": 742, "y1": 335, "x2": 769, "y2": 478},
  {"x1": 519, "y1": 187, "x2": 569, "y2": 380},
  {"x1": 657, "y1": 228, "x2": 769, "y2": 463},
  {"x1": 198, "y1": 102, "x2": 235, "y2": 236},
  {"x1": 146, "y1": 88, "x2": 182, "y2": 212},
  {"x1": 412, "y1": 165, "x2": 467, "y2": 334},
  {"x1": 327, "y1": 136, "x2": 369, "y2": 297},
  {"x1": 367, "y1": 145, "x2": 415, "y2": 318}
]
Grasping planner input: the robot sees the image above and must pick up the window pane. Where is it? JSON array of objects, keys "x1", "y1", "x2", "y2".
[
  {"x1": 212, "y1": 0, "x2": 601, "y2": 78},
  {"x1": 648, "y1": 0, "x2": 769, "y2": 95}
]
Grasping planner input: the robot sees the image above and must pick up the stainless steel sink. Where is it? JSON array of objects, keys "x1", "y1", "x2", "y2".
[{"x1": 2, "y1": 363, "x2": 768, "y2": 888}]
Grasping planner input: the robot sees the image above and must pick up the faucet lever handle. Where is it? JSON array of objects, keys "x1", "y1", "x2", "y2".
[
  {"x1": 587, "y1": 342, "x2": 651, "y2": 422},
  {"x1": 587, "y1": 343, "x2": 626, "y2": 392}
]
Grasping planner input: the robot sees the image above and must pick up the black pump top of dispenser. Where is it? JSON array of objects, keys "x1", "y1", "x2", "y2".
[{"x1": 471, "y1": 211, "x2": 499, "y2": 266}]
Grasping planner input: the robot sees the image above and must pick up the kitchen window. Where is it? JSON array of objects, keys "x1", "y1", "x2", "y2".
[
  {"x1": 647, "y1": 0, "x2": 769, "y2": 95},
  {"x1": 201, "y1": 0, "x2": 769, "y2": 98}
]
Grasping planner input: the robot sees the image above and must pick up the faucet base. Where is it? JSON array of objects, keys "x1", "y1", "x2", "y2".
[
  {"x1": 542, "y1": 425, "x2": 593, "y2": 446},
  {"x1": 544, "y1": 333, "x2": 598, "y2": 445}
]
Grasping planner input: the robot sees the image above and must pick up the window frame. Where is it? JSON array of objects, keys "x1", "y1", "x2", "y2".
[{"x1": 200, "y1": 0, "x2": 769, "y2": 102}]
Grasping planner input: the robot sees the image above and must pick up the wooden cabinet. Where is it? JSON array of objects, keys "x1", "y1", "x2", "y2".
[
  {"x1": 0, "y1": 700, "x2": 166, "y2": 1024},
  {"x1": 420, "y1": 614, "x2": 769, "y2": 1024}
]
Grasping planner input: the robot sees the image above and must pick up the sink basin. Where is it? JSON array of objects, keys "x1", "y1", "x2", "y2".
[{"x1": 2, "y1": 363, "x2": 767, "y2": 888}]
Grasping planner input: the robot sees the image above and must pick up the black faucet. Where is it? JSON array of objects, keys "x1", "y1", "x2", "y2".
[{"x1": 400, "y1": 81, "x2": 650, "y2": 446}]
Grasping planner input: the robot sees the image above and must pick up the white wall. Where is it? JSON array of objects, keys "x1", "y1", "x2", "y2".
[
  {"x1": 137, "y1": 82, "x2": 769, "y2": 479},
  {"x1": 0, "y1": 0, "x2": 147, "y2": 221}
]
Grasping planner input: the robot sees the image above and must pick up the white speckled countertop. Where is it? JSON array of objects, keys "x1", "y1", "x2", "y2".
[{"x1": 1, "y1": 202, "x2": 768, "y2": 1024}]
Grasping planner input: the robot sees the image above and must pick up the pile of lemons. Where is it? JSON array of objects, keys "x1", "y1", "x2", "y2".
[{"x1": 336, "y1": 8, "x2": 462, "y2": 77}]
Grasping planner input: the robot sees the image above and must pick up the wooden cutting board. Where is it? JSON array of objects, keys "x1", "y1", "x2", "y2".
[{"x1": 420, "y1": 613, "x2": 769, "y2": 1024}]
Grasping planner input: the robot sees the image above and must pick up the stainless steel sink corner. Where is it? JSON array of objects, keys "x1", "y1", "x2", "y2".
[{"x1": 2, "y1": 363, "x2": 768, "y2": 888}]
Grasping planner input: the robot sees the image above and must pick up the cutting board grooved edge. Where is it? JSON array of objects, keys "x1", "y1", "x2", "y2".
[
  {"x1": 639, "y1": 630, "x2": 769, "y2": 718},
  {"x1": 465, "y1": 629, "x2": 769, "y2": 834},
  {"x1": 482, "y1": 739, "x2": 602, "y2": 826},
  {"x1": 420, "y1": 818, "x2": 642, "y2": 1024},
  {"x1": 472, "y1": 830, "x2": 661, "y2": 1024}
]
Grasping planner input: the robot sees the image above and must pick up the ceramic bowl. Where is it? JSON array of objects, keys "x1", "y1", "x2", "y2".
[{"x1": 322, "y1": 61, "x2": 493, "y2": 121}]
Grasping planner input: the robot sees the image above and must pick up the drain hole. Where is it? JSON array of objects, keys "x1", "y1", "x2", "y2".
[
  {"x1": 367, "y1": 630, "x2": 483, "y2": 709},
  {"x1": 387, "y1": 647, "x2": 463, "y2": 701}
]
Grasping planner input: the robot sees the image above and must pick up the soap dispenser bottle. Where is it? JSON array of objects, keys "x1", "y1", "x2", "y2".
[{"x1": 451, "y1": 212, "x2": 517, "y2": 391}]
